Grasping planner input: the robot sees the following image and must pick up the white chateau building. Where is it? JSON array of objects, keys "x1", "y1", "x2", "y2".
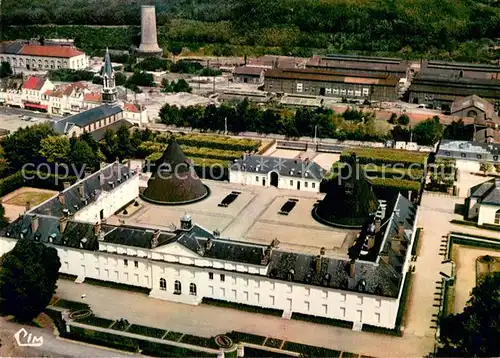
[
  {"x1": 0, "y1": 163, "x2": 418, "y2": 331},
  {"x1": 230, "y1": 155, "x2": 325, "y2": 192},
  {"x1": 465, "y1": 178, "x2": 500, "y2": 225}
]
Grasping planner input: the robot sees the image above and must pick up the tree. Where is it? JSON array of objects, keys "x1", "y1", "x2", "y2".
[
  {"x1": 115, "y1": 72, "x2": 127, "y2": 86},
  {"x1": 398, "y1": 114, "x2": 410, "y2": 126},
  {"x1": 413, "y1": 116, "x2": 443, "y2": 145},
  {"x1": 0, "y1": 61, "x2": 13, "y2": 78},
  {"x1": 0, "y1": 238, "x2": 61, "y2": 322},
  {"x1": 100, "y1": 129, "x2": 118, "y2": 161},
  {"x1": 388, "y1": 113, "x2": 398, "y2": 124},
  {"x1": 0, "y1": 203, "x2": 8, "y2": 229},
  {"x1": 169, "y1": 43, "x2": 183, "y2": 62},
  {"x1": 126, "y1": 70, "x2": 155, "y2": 87},
  {"x1": 2, "y1": 124, "x2": 55, "y2": 170},
  {"x1": 479, "y1": 162, "x2": 493, "y2": 176},
  {"x1": 438, "y1": 273, "x2": 500, "y2": 357},
  {"x1": 444, "y1": 119, "x2": 474, "y2": 141},
  {"x1": 115, "y1": 125, "x2": 134, "y2": 160},
  {"x1": 39, "y1": 135, "x2": 70, "y2": 163},
  {"x1": 172, "y1": 79, "x2": 192, "y2": 93},
  {"x1": 69, "y1": 139, "x2": 99, "y2": 171}
]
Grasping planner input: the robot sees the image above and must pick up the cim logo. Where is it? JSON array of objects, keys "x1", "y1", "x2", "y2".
[{"x1": 14, "y1": 328, "x2": 44, "y2": 347}]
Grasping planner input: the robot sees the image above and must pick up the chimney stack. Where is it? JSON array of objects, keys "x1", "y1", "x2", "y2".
[
  {"x1": 138, "y1": 5, "x2": 162, "y2": 56},
  {"x1": 151, "y1": 229, "x2": 160, "y2": 248},
  {"x1": 349, "y1": 259, "x2": 356, "y2": 278},
  {"x1": 31, "y1": 215, "x2": 39, "y2": 233},
  {"x1": 78, "y1": 183, "x2": 85, "y2": 200},
  {"x1": 59, "y1": 216, "x2": 68, "y2": 234}
]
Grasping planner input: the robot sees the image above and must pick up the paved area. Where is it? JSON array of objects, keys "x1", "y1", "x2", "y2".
[
  {"x1": 312, "y1": 153, "x2": 341, "y2": 170},
  {"x1": 451, "y1": 245, "x2": 500, "y2": 314},
  {"x1": 0, "y1": 107, "x2": 54, "y2": 132},
  {"x1": 456, "y1": 171, "x2": 496, "y2": 198},
  {"x1": 0, "y1": 317, "x2": 137, "y2": 357},
  {"x1": 56, "y1": 280, "x2": 434, "y2": 358},
  {"x1": 269, "y1": 149, "x2": 303, "y2": 159},
  {"x1": 116, "y1": 180, "x2": 348, "y2": 255},
  {"x1": 404, "y1": 194, "x2": 498, "y2": 338}
]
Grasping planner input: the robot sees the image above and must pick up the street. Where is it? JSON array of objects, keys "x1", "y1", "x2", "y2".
[
  {"x1": 0, "y1": 317, "x2": 139, "y2": 357},
  {"x1": 0, "y1": 106, "x2": 59, "y2": 132}
]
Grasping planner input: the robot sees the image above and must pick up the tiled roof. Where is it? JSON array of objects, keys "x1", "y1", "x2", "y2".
[
  {"x1": 19, "y1": 44, "x2": 84, "y2": 58},
  {"x1": 470, "y1": 178, "x2": 500, "y2": 205},
  {"x1": 0, "y1": 41, "x2": 25, "y2": 55},
  {"x1": 123, "y1": 103, "x2": 141, "y2": 113},
  {"x1": 230, "y1": 154, "x2": 325, "y2": 180},
  {"x1": 233, "y1": 66, "x2": 265, "y2": 76},
  {"x1": 475, "y1": 128, "x2": 500, "y2": 144},
  {"x1": 23, "y1": 76, "x2": 45, "y2": 90},
  {"x1": 84, "y1": 93, "x2": 102, "y2": 102},
  {"x1": 44, "y1": 89, "x2": 54, "y2": 96}
]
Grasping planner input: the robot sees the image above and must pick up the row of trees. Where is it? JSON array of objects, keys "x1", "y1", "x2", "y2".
[{"x1": 158, "y1": 100, "x2": 453, "y2": 145}]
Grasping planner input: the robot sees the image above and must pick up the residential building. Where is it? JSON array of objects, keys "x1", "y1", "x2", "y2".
[
  {"x1": 22, "y1": 76, "x2": 54, "y2": 112},
  {"x1": 229, "y1": 155, "x2": 325, "y2": 192},
  {"x1": 0, "y1": 159, "x2": 419, "y2": 330},
  {"x1": 474, "y1": 128, "x2": 500, "y2": 144},
  {"x1": 264, "y1": 68, "x2": 399, "y2": 102},
  {"x1": 0, "y1": 77, "x2": 24, "y2": 107},
  {"x1": 450, "y1": 95, "x2": 499, "y2": 129},
  {"x1": 232, "y1": 67, "x2": 265, "y2": 84},
  {"x1": 306, "y1": 54, "x2": 409, "y2": 79},
  {"x1": 465, "y1": 178, "x2": 500, "y2": 225},
  {"x1": 0, "y1": 40, "x2": 88, "y2": 71},
  {"x1": 123, "y1": 102, "x2": 149, "y2": 126},
  {"x1": 436, "y1": 140, "x2": 500, "y2": 171}
]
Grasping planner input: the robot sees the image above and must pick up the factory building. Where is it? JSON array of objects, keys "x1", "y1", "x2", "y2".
[{"x1": 264, "y1": 68, "x2": 399, "y2": 102}]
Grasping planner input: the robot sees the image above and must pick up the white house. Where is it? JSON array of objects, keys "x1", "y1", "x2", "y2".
[
  {"x1": 21, "y1": 76, "x2": 54, "y2": 112},
  {"x1": 123, "y1": 102, "x2": 149, "y2": 126},
  {"x1": 0, "y1": 159, "x2": 418, "y2": 331},
  {"x1": 465, "y1": 178, "x2": 500, "y2": 225},
  {"x1": 230, "y1": 155, "x2": 325, "y2": 192}
]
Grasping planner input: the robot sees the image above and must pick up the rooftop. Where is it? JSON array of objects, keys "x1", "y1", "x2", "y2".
[
  {"x1": 451, "y1": 95, "x2": 497, "y2": 119},
  {"x1": 469, "y1": 178, "x2": 500, "y2": 205},
  {"x1": 233, "y1": 66, "x2": 265, "y2": 76},
  {"x1": 230, "y1": 154, "x2": 325, "y2": 180},
  {"x1": 19, "y1": 44, "x2": 84, "y2": 58},
  {"x1": 23, "y1": 76, "x2": 46, "y2": 90},
  {"x1": 54, "y1": 104, "x2": 122, "y2": 132}
]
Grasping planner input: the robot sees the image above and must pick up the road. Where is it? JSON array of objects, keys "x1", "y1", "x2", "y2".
[
  {"x1": 0, "y1": 106, "x2": 62, "y2": 132},
  {"x1": 0, "y1": 317, "x2": 139, "y2": 357}
]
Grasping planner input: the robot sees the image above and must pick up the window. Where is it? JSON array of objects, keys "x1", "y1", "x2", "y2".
[
  {"x1": 375, "y1": 313, "x2": 381, "y2": 324},
  {"x1": 477, "y1": 154, "x2": 482, "y2": 160},
  {"x1": 290, "y1": 180, "x2": 293, "y2": 186},
  {"x1": 322, "y1": 290, "x2": 328, "y2": 299},
  {"x1": 243, "y1": 291, "x2": 249, "y2": 301},
  {"x1": 347, "y1": 89, "x2": 354, "y2": 96},
  {"x1": 296, "y1": 83, "x2": 303, "y2": 93},
  {"x1": 255, "y1": 176, "x2": 259, "y2": 182},
  {"x1": 312, "y1": 183, "x2": 316, "y2": 189},
  {"x1": 244, "y1": 278, "x2": 249, "y2": 286},
  {"x1": 325, "y1": 88, "x2": 332, "y2": 95},
  {"x1": 286, "y1": 285, "x2": 292, "y2": 293},
  {"x1": 357, "y1": 310, "x2": 363, "y2": 322},
  {"x1": 231, "y1": 289, "x2": 237, "y2": 299},
  {"x1": 305, "y1": 182, "x2": 308, "y2": 188},
  {"x1": 340, "y1": 307, "x2": 346, "y2": 318},
  {"x1": 134, "y1": 261, "x2": 138, "y2": 268},
  {"x1": 362, "y1": 88, "x2": 369, "y2": 96},
  {"x1": 357, "y1": 296, "x2": 363, "y2": 305},
  {"x1": 305, "y1": 288, "x2": 310, "y2": 296},
  {"x1": 174, "y1": 280, "x2": 182, "y2": 295},
  {"x1": 333, "y1": 88, "x2": 339, "y2": 95},
  {"x1": 209, "y1": 272, "x2": 214, "y2": 280},
  {"x1": 354, "y1": 90, "x2": 361, "y2": 97},
  {"x1": 340, "y1": 89, "x2": 347, "y2": 95},
  {"x1": 375, "y1": 298, "x2": 381, "y2": 308},
  {"x1": 231, "y1": 276, "x2": 237, "y2": 284},
  {"x1": 255, "y1": 280, "x2": 260, "y2": 288},
  {"x1": 322, "y1": 304, "x2": 328, "y2": 314},
  {"x1": 445, "y1": 151, "x2": 451, "y2": 157},
  {"x1": 494, "y1": 155, "x2": 499, "y2": 161},
  {"x1": 304, "y1": 301, "x2": 310, "y2": 311},
  {"x1": 461, "y1": 153, "x2": 466, "y2": 158},
  {"x1": 189, "y1": 283, "x2": 197, "y2": 296},
  {"x1": 124, "y1": 259, "x2": 128, "y2": 266},
  {"x1": 495, "y1": 209, "x2": 500, "y2": 224},
  {"x1": 271, "y1": 282, "x2": 276, "y2": 290},
  {"x1": 220, "y1": 288, "x2": 226, "y2": 297},
  {"x1": 209, "y1": 286, "x2": 214, "y2": 295},
  {"x1": 254, "y1": 293, "x2": 260, "y2": 303},
  {"x1": 340, "y1": 293, "x2": 346, "y2": 302},
  {"x1": 220, "y1": 274, "x2": 225, "y2": 282},
  {"x1": 160, "y1": 278, "x2": 166, "y2": 290},
  {"x1": 270, "y1": 295, "x2": 275, "y2": 305}
]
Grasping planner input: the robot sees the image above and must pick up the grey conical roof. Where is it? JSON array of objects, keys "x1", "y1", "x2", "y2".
[
  {"x1": 316, "y1": 154, "x2": 379, "y2": 227},
  {"x1": 142, "y1": 137, "x2": 209, "y2": 204}
]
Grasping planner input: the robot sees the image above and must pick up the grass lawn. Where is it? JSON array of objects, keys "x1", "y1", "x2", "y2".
[{"x1": 5, "y1": 190, "x2": 55, "y2": 206}]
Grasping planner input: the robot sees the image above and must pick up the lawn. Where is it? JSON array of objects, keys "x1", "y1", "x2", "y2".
[{"x1": 4, "y1": 190, "x2": 55, "y2": 206}]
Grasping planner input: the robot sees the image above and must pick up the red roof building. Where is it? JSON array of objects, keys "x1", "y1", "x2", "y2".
[
  {"x1": 23, "y1": 76, "x2": 46, "y2": 90},
  {"x1": 19, "y1": 44, "x2": 84, "y2": 58}
]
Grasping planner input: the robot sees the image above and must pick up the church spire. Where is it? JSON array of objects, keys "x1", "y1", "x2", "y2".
[{"x1": 101, "y1": 47, "x2": 117, "y2": 105}]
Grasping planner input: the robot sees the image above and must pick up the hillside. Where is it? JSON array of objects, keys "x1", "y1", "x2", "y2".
[{"x1": 1, "y1": 0, "x2": 499, "y2": 61}]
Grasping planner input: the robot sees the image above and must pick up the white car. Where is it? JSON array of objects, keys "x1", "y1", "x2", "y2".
[{"x1": 30, "y1": 117, "x2": 39, "y2": 122}]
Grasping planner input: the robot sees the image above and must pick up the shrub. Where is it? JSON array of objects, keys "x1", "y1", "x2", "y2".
[
  {"x1": 127, "y1": 324, "x2": 166, "y2": 338},
  {"x1": 264, "y1": 338, "x2": 283, "y2": 349},
  {"x1": 180, "y1": 334, "x2": 219, "y2": 349},
  {"x1": 156, "y1": 134, "x2": 261, "y2": 152},
  {"x1": 67, "y1": 326, "x2": 138, "y2": 352},
  {"x1": 164, "y1": 331, "x2": 184, "y2": 342},
  {"x1": 282, "y1": 341, "x2": 340, "y2": 357},
  {"x1": 202, "y1": 298, "x2": 283, "y2": 316},
  {"x1": 53, "y1": 299, "x2": 90, "y2": 312},
  {"x1": 291, "y1": 312, "x2": 353, "y2": 329}
]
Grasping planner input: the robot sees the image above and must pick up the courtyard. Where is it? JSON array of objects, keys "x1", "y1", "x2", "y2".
[
  {"x1": 1, "y1": 187, "x2": 57, "y2": 221},
  {"x1": 112, "y1": 179, "x2": 350, "y2": 257}
]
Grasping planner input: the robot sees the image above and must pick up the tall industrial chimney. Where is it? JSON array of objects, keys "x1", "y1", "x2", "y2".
[{"x1": 138, "y1": 5, "x2": 162, "y2": 57}]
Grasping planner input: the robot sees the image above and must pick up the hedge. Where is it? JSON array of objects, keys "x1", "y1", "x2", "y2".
[
  {"x1": 75, "y1": 314, "x2": 114, "y2": 328},
  {"x1": 137, "y1": 338, "x2": 216, "y2": 357},
  {"x1": 227, "y1": 331, "x2": 266, "y2": 345},
  {"x1": 127, "y1": 324, "x2": 166, "y2": 339},
  {"x1": 180, "y1": 334, "x2": 219, "y2": 349},
  {"x1": 157, "y1": 133, "x2": 261, "y2": 152},
  {"x1": 282, "y1": 341, "x2": 341, "y2": 357},
  {"x1": 411, "y1": 228, "x2": 422, "y2": 255},
  {"x1": 264, "y1": 338, "x2": 283, "y2": 349},
  {"x1": 165, "y1": 331, "x2": 184, "y2": 342},
  {"x1": 66, "y1": 325, "x2": 139, "y2": 352},
  {"x1": 370, "y1": 177, "x2": 422, "y2": 191},
  {"x1": 340, "y1": 148, "x2": 427, "y2": 169},
  {"x1": 145, "y1": 152, "x2": 230, "y2": 169},
  {"x1": 53, "y1": 299, "x2": 90, "y2": 312},
  {"x1": 202, "y1": 297, "x2": 283, "y2": 317},
  {"x1": 291, "y1": 312, "x2": 354, "y2": 329}
]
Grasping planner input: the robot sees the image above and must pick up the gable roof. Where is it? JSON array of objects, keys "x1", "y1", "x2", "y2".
[
  {"x1": 23, "y1": 76, "x2": 45, "y2": 90},
  {"x1": 470, "y1": 178, "x2": 500, "y2": 205},
  {"x1": 19, "y1": 44, "x2": 84, "y2": 58},
  {"x1": 233, "y1": 66, "x2": 265, "y2": 76},
  {"x1": 84, "y1": 93, "x2": 102, "y2": 103},
  {"x1": 451, "y1": 95, "x2": 498, "y2": 119},
  {"x1": 124, "y1": 103, "x2": 141, "y2": 113},
  {"x1": 56, "y1": 104, "x2": 122, "y2": 130}
]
